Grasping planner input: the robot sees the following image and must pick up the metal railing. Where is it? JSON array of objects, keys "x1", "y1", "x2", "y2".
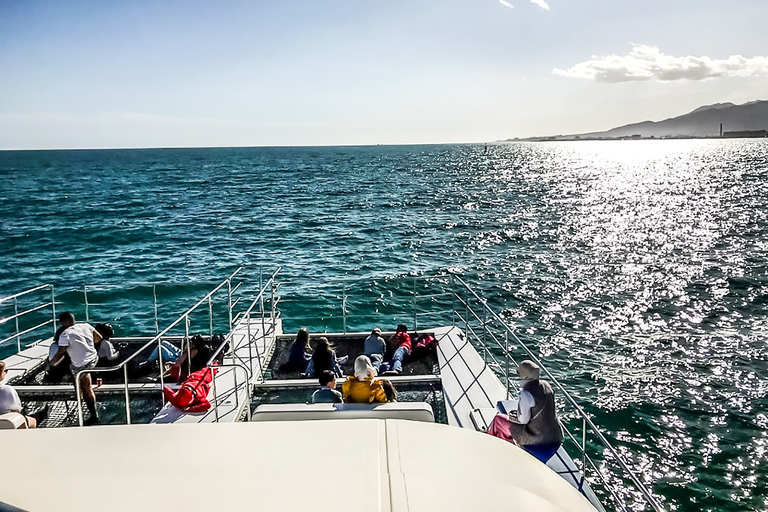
[
  {"x1": 0, "y1": 284, "x2": 57, "y2": 355},
  {"x1": 449, "y1": 274, "x2": 664, "y2": 512},
  {"x1": 272, "y1": 273, "x2": 662, "y2": 512},
  {"x1": 203, "y1": 268, "x2": 281, "y2": 421},
  {"x1": 76, "y1": 268, "x2": 245, "y2": 426}
]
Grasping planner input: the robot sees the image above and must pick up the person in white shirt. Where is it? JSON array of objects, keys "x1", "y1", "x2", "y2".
[
  {"x1": 50, "y1": 312, "x2": 103, "y2": 425},
  {"x1": 0, "y1": 361, "x2": 47, "y2": 428}
]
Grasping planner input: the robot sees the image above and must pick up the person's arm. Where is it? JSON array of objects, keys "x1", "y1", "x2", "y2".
[
  {"x1": 49, "y1": 345, "x2": 69, "y2": 367},
  {"x1": 372, "y1": 380, "x2": 388, "y2": 403},
  {"x1": 8, "y1": 387, "x2": 23, "y2": 413},
  {"x1": 514, "y1": 390, "x2": 535, "y2": 424}
]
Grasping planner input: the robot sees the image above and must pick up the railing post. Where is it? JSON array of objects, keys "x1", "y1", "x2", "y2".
[
  {"x1": 464, "y1": 288, "x2": 469, "y2": 332},
  {"x1": 227, "y1": 279, "x2": 233, "y2": 329},
  {"x1": 75, "y1": 375, "x2": 84, "y2": 427},
  {"x1": 84, "y1": 286, "x2": 90, "y2": 323},
  {"x1": 582, "y1": 417, "x2": 587, "y2": 473},
  {"x1": 14, "y1": 298, "x2": 20, "y2": 353},
  {"x1": 124, "y1": 364, "x2": 131, "y2": 424},
  {"x1": 258, "y1": 293, "x2": 266, "y2": 382},
  {"x1": 213, "y1": 369, "x2": 220, "y2": 422},
  {"x1": 505, "y1": 331, "x2": 510, "y2": 400},
  {"x1": 153, "y1": 285, "x2": 159, "y2": 335},
  {"x1": 342, "y1": 285, "x2": 347, "y2": 334},
  {"x1": 184, "y1": 315, "x2": 191, "y2": 377},
  {"x1": 245, "y1": 370, "x2": 252, "y2": 421},
  {"x1": 412, "y1": 277, "x2": 417, "y2": 332},
  {"x1": 247, "y1": 312, "x2": 253, "y2": 377},
  {"x1": 51, "y1": 285, "x2": 57, "y2": 335},
  {"x1": 451, "y1": 275, "x2": 456, "y2": 328},
  {"x1": 158, "y1": 336, "x2": 165, "y2": 399},
  {"x1": 208, "y1": 295, "x2": 213, "y2": 335},
  {"x1": 482, "y1": 303, "x2": 488, "y2": 349}
]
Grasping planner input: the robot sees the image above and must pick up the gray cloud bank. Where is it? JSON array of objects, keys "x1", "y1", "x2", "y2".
[{"x1": 554, "y1": 45, "x2": 768, "y2": 82}]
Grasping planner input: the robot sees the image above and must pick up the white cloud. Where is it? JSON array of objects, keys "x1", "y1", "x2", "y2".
[
  {"x1": 531, "y1": 0, "x2": 550, "y2": 10},
  {"x1": 553, "y1": 45, "x2": 768, "y2": 82},
  {"x1": 499, "y1": 0, "x2": 514, "y2": 9}
]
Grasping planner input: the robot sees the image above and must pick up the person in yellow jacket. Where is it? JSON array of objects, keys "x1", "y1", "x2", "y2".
[{"x1": 342, "y1": 355, "x2": 388, "y2": 403}]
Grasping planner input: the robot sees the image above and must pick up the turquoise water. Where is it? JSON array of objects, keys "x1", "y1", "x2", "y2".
[{"x1": 1, "y1": 141, "x2": 767, "y2": 511}]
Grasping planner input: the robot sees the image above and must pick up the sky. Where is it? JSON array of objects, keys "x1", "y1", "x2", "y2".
[{"x1": 1, "y1": 0, "x2": 767, "y2": 149}]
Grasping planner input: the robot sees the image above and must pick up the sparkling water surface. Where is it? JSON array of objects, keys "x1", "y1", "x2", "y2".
[{"x1": 1, "y1": 141, "x2": 767, "y2": 511}]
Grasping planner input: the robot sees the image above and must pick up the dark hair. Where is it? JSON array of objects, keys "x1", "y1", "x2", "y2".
[
  {"x1": 95, "y1": 323, "x2": 114, "y2": 340},
  {"x1": 396, "y1": 324, "x2": 408, "y2": 333},
  {"x1": 381, "y1": 379, "x2": 397, "y2": 402},
  {"x1": 59, "y1": 312, "x2": 75, "y2": 325},
  {"x1": 311, "y1": 337, "x2": 334, "y2": 373},
  {"x1": 318, "y1": 370, "x2": 335, "y2": 387},
  {"x1": 297, "y1": 328, "x2": 311, "y2": 352}
]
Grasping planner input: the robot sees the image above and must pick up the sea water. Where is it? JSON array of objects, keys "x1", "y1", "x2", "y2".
[{"x1": 1, "y1": 141, "x2": 767, "y2": 511}]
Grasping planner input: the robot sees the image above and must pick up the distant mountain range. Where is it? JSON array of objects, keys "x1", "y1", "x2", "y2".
[{"x1": 521, "y1": 99, "x2": 768, "y2": 141}]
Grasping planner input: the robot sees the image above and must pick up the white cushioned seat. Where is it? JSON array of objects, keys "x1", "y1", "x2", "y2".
[
  {"x1": 251, "y1": 402, "x2": 434, "y2": 423},
  {"x1": 0, "y1": 412, "x2": 26, "y2": 429}
]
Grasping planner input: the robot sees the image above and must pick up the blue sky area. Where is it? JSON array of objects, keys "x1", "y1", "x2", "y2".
[{"x1": 1, "y1": 0, "x2": 767, "y2": 149}]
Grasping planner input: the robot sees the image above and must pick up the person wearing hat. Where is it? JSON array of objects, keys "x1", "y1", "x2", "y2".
[
  {"x1": 363, "y1": 327, "x2": 386, "y2": 374},
  {"x1": 342, "y1": 355, "x2": 388, "y2": 403},
  {"x1": 487, "y1": 359, "x2": 563, "y2": 462}
]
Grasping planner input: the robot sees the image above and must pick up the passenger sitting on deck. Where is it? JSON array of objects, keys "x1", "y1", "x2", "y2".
[
  {"x1": 312, "y1": 370, "x2": 343, "y2": 404},
  {"x1": 305, "y1": 337, "x2": 346, "y2": 378},
  {"x1": 363, "y1": 328, "x2": 386, "y2": 374},
  {"x1": 0, "y1": 361, "x2": 48, "y2": 428},
  {"x1": 279, "y1": 328, "x2": 312, "y2": 373},
  {"x1": 167, "y1": 334, "x2": 213, "y2": 383},
  {"x1": 162, "y1": 365, "x2": 217, "y2": 413},
  {"x1": 379, "y1": 324, "x2": 411, "y2": 375},
  {"x1": 148, "y1": 339, "x2": 182, "y2": 365},
  {"x1": 93, "y1": 323, "x2": 120, "y2": 366},
  {"x1": 487, "y1": 360, "x2": 564, "y2": 462},
  {"x1": 342, "y1": 356, "x2": 388, "y2": 404}
]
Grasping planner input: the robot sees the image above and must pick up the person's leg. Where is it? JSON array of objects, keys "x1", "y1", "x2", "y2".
[
  {"x1": 79, "y1": 374, "x2": 98, "y2": 424},
  {"x1": 392, "y1": 346, "x2": 409, "y2": 373},
  {"x1": 370, "y1": 354, "x2": 383, "y2": 374},
  {"x1": 18, "y1": 416, "x2": 37, "y2": 429}
]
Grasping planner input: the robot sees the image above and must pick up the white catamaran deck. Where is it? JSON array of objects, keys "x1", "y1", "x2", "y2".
[
  {"x1": 152, "y1": 315, "x2": 281, "y2": 424},
  {"x1": 435, "y1": 325, "x2": 604, "y2": 509},
  {"x1": 0, "y1": 420, "x2": 598, "y2": 512}
]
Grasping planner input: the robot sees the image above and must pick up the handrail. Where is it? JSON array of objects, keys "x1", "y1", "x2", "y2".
[
  {"x1": 0, "y1": 284, "x2": 57, "y2": 354},
  {"x1": 0, "y1": 319, "x2": 54, "y2": 347},
  {"x1": 75, "y1": 267, "x2": 244, "y2": 425},
  {"x1": 0, "y1": 284, "x2": 50, "y2": 305},
  {"x1": 0, "y1": 302, "x2": 53, "y2": 327},
  {"x1": 206, "y1": 267, "x2": 281, "y2": 368},
  {"x1": 450, "y1": 274, "x2": 664, "y2": 512}
]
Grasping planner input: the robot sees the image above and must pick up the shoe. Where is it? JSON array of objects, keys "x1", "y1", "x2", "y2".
[
  {"x1": 381, "y1": 370, "x2": 400, "y2": 376},
  {"x1": 84, "y1": 414, "x2": 99, "y2": 426}
]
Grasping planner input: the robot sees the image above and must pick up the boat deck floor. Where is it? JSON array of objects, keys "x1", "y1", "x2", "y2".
[{"x1": 267, "y1": 331, "x2": 439, "y2": 381}]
